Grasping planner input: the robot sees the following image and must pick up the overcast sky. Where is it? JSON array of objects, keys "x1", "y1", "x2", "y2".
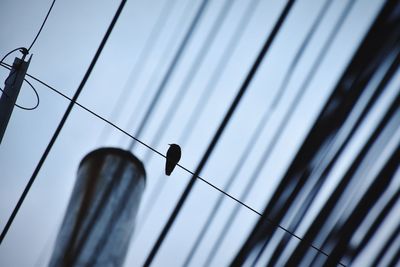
[{"x1": 0, "y1": 0, "x2": 389, "y2": 266}]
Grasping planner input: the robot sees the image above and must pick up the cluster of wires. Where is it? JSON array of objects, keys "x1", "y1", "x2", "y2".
[{"x1": 1, "y1": 1, "x2": 394, "y2": 267}]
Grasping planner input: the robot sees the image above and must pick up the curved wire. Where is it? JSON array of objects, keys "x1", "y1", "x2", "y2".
[
  {"x1": 0, "y1": 47, "x2": 28, "y2": 63},
  {"x1": 27, "y1": 0, "x2": 57, "y2": 52},
  {"x1": 0, "y1": 62, "x2": 350, "y2": 264},
  {"x1": 0, "y1": 0, "x2": 127, "y2": 246},
  {"x1": 0, "y1": 48, "x2": 39, "y2": 110},
  {"x1": 0, "y1": 78, "x2": 40, "y2": 110}
]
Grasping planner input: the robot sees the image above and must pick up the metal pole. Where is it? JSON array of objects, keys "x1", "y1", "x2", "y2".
[{"x1": 48, "y1": 148, "x2": 146, "y2": 267}]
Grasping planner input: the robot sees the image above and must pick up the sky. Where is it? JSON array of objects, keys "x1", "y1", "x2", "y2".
[{"x1": 0, "y1": 0, "x2": 390, "y2": 266}]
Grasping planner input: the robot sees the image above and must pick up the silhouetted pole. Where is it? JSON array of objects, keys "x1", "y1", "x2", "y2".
[
  {"x1": 0, "y1": 56, "x2": 31, "y2": 144},
  {"x1": 48, "y1": 148, "x2": 146, "y2": 267}
]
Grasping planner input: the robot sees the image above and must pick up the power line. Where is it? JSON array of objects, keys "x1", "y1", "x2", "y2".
[
  {"x1": 116, "y1": 0, "x2": 194, "y2": 146},
  {"x1": 183, "y1": 1, "x2": 334, "y2": 265},
  {"x1": 97, "y1": 0, "x2": 179, "y2": 144},
  {"x1": 141, "y1": 0, "x2": 234, "y2": 161},
  {"x1": 128, "y1": 0, "x2": 211, "y2": 151},
  {"x1": 135, "y1": 0, "x2": 238, "y2": 230},
  {"x1": 1, "y1": 0, "x2": 56, "y2": 111},
  {"x1": 0, "y1": 78, "x2": 39, "y2": 110},
  {"x1": 0, "y1": 47, "x2": 40, "y2": 110},
  {"x1": 0, "y1": 0, "x2": 127, "y2": 245},
  {"x1": 0, "y1": 62, "x2": 349, "y2": 264},
  {"x1": 28, "y1": 0, "x2": 57, "y2": 52},
  {"x1": 142, "y1": 0, "x2": 296, "y2": 266}
]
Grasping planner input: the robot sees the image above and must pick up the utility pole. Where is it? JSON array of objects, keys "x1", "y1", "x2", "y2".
[
  {"x1": 49, "y1": 148, "x2": 146, "y2": 267},
  {"x1": 0, "y1": 55, "x2": 31, "y2": 144}
]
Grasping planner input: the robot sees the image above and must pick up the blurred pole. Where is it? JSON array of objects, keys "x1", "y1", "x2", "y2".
[
  {"x1": 48, "y1": 147, "x2": 146, "y2": 267},
  {"x1": 0, "y1": 56, "x2": 31, "y2": 144}
]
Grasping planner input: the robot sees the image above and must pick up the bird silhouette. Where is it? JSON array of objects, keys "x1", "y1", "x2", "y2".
[{"x1": 165, "y1": 144, "x2": 181, "y2": 176}]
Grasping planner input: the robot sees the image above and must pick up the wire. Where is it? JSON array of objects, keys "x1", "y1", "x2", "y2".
[
  {"x1": 0, "y1": 47, "x2": 39, "y2": 110},
  {"x1": 0, "y1": 47, "x2": 28, "y2": 64},
  {"x1": 97, "y1": 0, "x2": 179, "y2": 144},
  {"x1": 127, "y1": 0, "x2": 211, "y2": 151},
  {"x1": 0, "y1": 0, "x2": 127, "y2": 245},
  {"x1": 142, "y1": 0, "x2": 297, "y2": 266},
  {"x1": 0, "y1": 78, "x2": 40, "y2": 110},
  {"x1": 140, "y1": 0, "x2": 234, "y2": 159},
  {"x1": 115, "y1": 0, "x2": 194, "y2": 146},
  {"x1": 27, "y1": 0, "x2": 57, "y2": 52},
  {"x1": 0, "y1": 62, "x2": 348, "y2": 264},
  {"x1": 136, "y1": 0, "x2": 241, "y2": 230},
  {"x1": 183, "y1": 0, "x2": 333, "y2": 264},
  {"x1": 0, "y1": 0, "x2": 56, "y2": 110}
]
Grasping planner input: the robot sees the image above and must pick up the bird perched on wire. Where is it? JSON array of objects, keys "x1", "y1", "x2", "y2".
[{"x1": 165, "y1": 144, "x2": 181, "y2": 176}]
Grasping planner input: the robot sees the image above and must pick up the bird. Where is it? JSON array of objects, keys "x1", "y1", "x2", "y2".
[{"x1": 165, "y1": 144, "x2": 181, "y2": 176}]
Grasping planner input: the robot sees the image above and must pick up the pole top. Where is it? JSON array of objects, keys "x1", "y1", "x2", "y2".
[{"x1": 80, "y1": 147, "x2": 146, "y2": 179}]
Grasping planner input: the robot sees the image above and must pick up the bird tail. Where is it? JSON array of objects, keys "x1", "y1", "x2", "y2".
[{"x1": 165, "y1": 159, "x2": 176, "y2": 176}]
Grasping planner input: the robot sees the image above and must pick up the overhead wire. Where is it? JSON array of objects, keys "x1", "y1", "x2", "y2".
[
  {"x1": 137, "y1": 0, "x2": 261, "y2": 232},
  {"x1": 251, "y1": 2, "x2": 400, "y2": 265},
  {"x1": 115, "y1": 0, "x2": 196, "y2": 146},
  {"x1": 27, "y1": 0, "x2": 57, "y2": 52},
  {"x1": 183, "y1": 0, "x2": 333, "y2": 265},
  {"x1": 0, "y1": 0, "x2": 366, "y2": 266},
  {"x1": 0, "y1": 62, "x2": 350, "y2": 264},
  {"x1": 204, "y1": 0, "x2": 356, "y2": 265},
  {"x1": 261, "y1": 48, "x2": 400, "y2": 267},
  {"x1": 127, "y1": 0, "x2": 211, "y2": 151},
  {"x1": 142, "y1": 0, "x2": 297, "y2": 266},
  {"x1": 0, "y1": 0, "x2": 127, "y2": 245},
  {"x1": 1, "y1": 0, "x2": 56, "y2": 111},
  {"x1": 0, "y1": 47, "x2": 39, "y2": 110},
  {"x1": 135, "y1": 0, "x2": 238, "y2": 231},
  {"x1": 141, "y1": 0, "x2": 234, "y2": 161},
  {"x1": 97, "y1": 0, "x2": 179, "y2": 144}
]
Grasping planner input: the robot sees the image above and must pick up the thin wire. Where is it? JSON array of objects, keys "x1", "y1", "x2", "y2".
[
  {"x1": 142, "y1": 0, "x2": 297, "y2": 265},
  {"x1": 0, "y1": 47, "x2": 39, "y2": 110},
  {"x1": 97, "y1": 0, "x2": 178, "y2": 144},
  {"x1": 0, "y1": 78, "x2": 40, "y2": 110},
  {"x1": 0, "y1": 0, "x2": 127, "y2": 245},
  {"x1": 127, "y1": 0, "x2": 211, "y2": 151},
  {"x1": 136, "y1": 0, "x2": 239, "y2": 230},
  {"x1": 207, "y1": 0, "x2": 355, "y2": 264},
  {"x1": 141, "y1": 0, "x2": 234, "y2": 159},
  {"x1": 0, "y1": 62, "x2": 348, "y2": 263},
  {"x1": 183, "y1": 1, "x2": 334, "y2": 265},
  {"x1": 0, "y1": 47, "x2": 28, "y2": 64},
  {"x1": 117, "y1": 0, "x2": 195, "y2": 146},
  {"x1": 27, "y1": 0, "x2": 57, "y2": 52}
]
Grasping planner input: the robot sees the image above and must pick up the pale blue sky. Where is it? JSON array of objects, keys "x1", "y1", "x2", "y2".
[{"x1": 0, "y1": 0, "x2": 390, "y2": 266}]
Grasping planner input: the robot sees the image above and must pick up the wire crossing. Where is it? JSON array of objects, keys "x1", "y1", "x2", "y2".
[
  {"x1": 0, "y1": 0, "x2": 127, "y2": 245},
  {"x1": 0, "y1": 61, "x2": 346, "y2": 266}
]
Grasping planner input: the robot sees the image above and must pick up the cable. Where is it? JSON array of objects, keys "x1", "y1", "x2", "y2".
[
  {"x1": 0, "y1": 0, "x2": 127, "y2": 245},
  {"x1": 1, "y1": 0, "x2": 56, "y2": 111},
  {"x1": 136, "y1": 0, "x2": 241, "y2": 230},
  {"x1": 127, "y1": 0, "x2": 211, "y2": 151},
  {"x1": 0, "y1": 62, "x2": 349, "y2": 264},
  {"x1": 116, "y1": 0, "x2": 194, "y2": 146},
  {"x1": 27, "y1": 0, "x2": 56, "y2": 52},
  {"x1": 140, "y1": 0, "x2": 234, "y2": 159},
  {"x1": 142, "y1": 0, "x2": 296, "y2": 266},
  {"x1": 97, "y1": 0, "x2": 179, "y2": 144},
  {"x1": 0, "y1": 47, "x2": 28, "y2": 64},
  {"x1": 182, "y1": 1, "x2": 334, "y2": 265},
  {"x1": 0, "y1": 76, "x2": 40, "y2": 110},
  {"x1": 0, "y1": 47, "x2": 39, "y2": 110}
]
